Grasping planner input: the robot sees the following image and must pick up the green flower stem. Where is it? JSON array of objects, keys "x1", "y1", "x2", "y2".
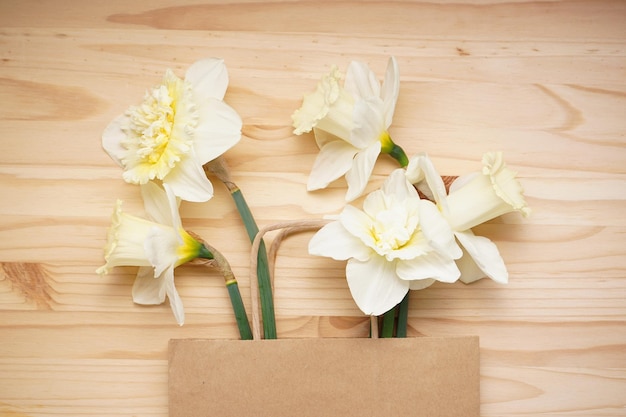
[
  {"x1": 197, "y1": 243, "x2": 214, "y2": 260},
  {"x1": 389, "y1": 143, "x2": 409, "y2": 168},
  {"x1": 230, "y1": 188, "x2": 277, "y2": 339},
  {"x1": 226, "y1": 279, "x2": 253, "y2": 340},
  {"x1": 396, "y1": 293, "x2": 410, "y2": 338},
  {"x1": 380, "y1": 132, "x2": 409, "y2": 168},
  {"x1": 381, "y1": 308, "x2": 396, "y2": 338},
  {"x1": 191, "y1": 239, "x2": 253, "y2": 340},
  {"x1": 206, "y1": 158, "x2": 277, "y2": 340}
]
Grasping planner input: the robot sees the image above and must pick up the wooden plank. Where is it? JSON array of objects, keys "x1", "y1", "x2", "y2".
[{"x1": 0, "y1": 0, "x2": 625, "y2": 415}]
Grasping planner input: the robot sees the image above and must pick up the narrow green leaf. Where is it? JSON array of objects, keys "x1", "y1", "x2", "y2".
[
  {"x1": 231, "y1": 189, "x2": 277, "y2": 339},
  {"x1": 396, "y1": 293, "x2": 410, "y2": 338},
  {"x1": 381, "y1": 308, "x2": 396, "y2": 338},
  {"x1": 226, "y1": 280, "x2": 253, "y2": 340}
]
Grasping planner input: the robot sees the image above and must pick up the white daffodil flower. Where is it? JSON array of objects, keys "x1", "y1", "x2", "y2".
[
  {"x1": 97, "y1": 182, "x2": 212, "y2": 325},
  {"x1": 102, "y1": 58, "x2": 242, "y2": 202},
  {"x1": 292, "y1": 57, "x2": 405, "y2": 202},
  {"x1": 309, "y1": 169, "x2": 462, "y2": 316},
  {"x1": 406, "y1": 152, "x2": 530, "y2": 284}
]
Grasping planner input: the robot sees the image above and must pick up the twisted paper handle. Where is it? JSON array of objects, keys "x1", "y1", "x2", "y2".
[{"x1": 249, "y1": 220, "x2": 333, "y2": 340}]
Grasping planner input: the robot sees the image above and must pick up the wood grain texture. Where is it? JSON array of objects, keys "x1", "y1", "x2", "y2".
[{"x1": 0, "y1": 0, "x2": 625, "y2": 415}]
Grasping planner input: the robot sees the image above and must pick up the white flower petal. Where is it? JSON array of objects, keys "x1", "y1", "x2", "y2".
[
  {"x1": 362, "y1": 188, "x2": 388, "y2": 218},
  {"x1": 185, "y1": 58, "x2": 229, "y2": 101},
  {"x1": 144, "y1": 226, "x2": 179, "y2": 276},
  {"x1": 345, "y1": 141, "x2": 382, "y2": 202},
  {"x1": 349, "y1": 98, "x2": 385, "y2": 149},
  {"x1": 164, "y1": 268, "x2": 185, "y2": 325},
  {"x1": 405, "y1": 153, "x2": 449, "y2": 213},
  {"x1": 449, "y1": 172, "x2": 478, "y2": 194},
  {"x1": 418, "y1": 200, "x2": 462, "y2": 259},
  {"x1": 346, "y1": 256, "x2": 409, "y2": 316},
  {"x1": 138, "y1": 183, "x2": 185, "y2": 265},
  {"x1": 312, "y1": 127, "x2": 340, "y2": 150},
  {"x1": 455, "y1": 248, "x2": 487, "y2": 284},
  {"x1": 344, "y1": 60, "x2": 380, "y2": 99},
  {"x1": 162, "y1": 183, "x2": 184, "y2": 232},
  {"x1": 164, "y1": 151, "x2": 214, "y2": 202},
  {"x1": 192, "y1": 99, "x2": 242, "y2": 164},
  {"x1": 140, "y1": 182, "x2": 173, "y2": 225},
  {"x1": 101, "y1": 114, "x2": 128, "y2": 168},
  {"x1": 409, "y1": 278, "x2": 436, "y2": 290},
  {"x1": 381, "y1": 56, "x2": 399, "y2": 127},
  {"x1": 132, "y1": 264, "x2": 185, "y2": 325},
  {"x1": 405, "y1": 156, "x2": 425, "y2": 186},
  {"x1": 132, "y1": 266, "x2": 166, "y2": 305},
  {"x1": 382, "y1": 168, "x2": 418, "y2": 201},
  {"x1": 455, "y1": 230, "x2": 508, "y2": 284},
  {"x1": 338, "y1": 205, "x2": 375, "y2": 246},
  {"x1": 396, "y1": 250, "x2": 460, "y2": 283},
  {"x1": 307, "y1": 140, "x2": 358, "y2": 191},
  {"x1": 309, "y1": 220, "x2": 371, "y2": 261}
]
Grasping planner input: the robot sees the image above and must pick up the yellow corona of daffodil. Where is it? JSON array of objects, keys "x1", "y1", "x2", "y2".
[
  {"x1": 102, "y1": 58, "x2": 242, "y2": 203},
  {"x1": 97, "y1": 182, "x2": 212, "y2": 325}
]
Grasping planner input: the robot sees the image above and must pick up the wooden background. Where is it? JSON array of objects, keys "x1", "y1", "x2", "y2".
[{"x1": 1, "y1": 1, "x2": 625, "y2": 415}]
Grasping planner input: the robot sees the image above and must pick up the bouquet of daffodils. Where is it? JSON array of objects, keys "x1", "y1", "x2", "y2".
[{"x1": 98, "y1": 57, "x2": 529, "y2": 339}]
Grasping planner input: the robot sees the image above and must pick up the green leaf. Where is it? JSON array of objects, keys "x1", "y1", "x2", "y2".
[
  {"x1": 226, "y1": 280, "x2": 253, "y2": 340},
  {"x1": 231, "y1": 189, "x2": 277, "y2": 339}
]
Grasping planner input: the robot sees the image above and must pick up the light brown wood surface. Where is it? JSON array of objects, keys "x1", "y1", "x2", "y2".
[{"x1": 1, "y1": 1, "x2": 625, "y2": 415}]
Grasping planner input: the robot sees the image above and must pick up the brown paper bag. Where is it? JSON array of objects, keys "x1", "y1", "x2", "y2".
[
  {"x1": 169, "y1": 223, "x2": 480, "y2": 416},
  {"x1": 169, "y1": 336, "x2": 479, "y2": 416}
]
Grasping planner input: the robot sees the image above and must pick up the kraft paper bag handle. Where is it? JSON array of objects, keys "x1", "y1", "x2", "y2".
[{"x1": 249, "y1": 219, "x2": 382, "y2": 340}]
